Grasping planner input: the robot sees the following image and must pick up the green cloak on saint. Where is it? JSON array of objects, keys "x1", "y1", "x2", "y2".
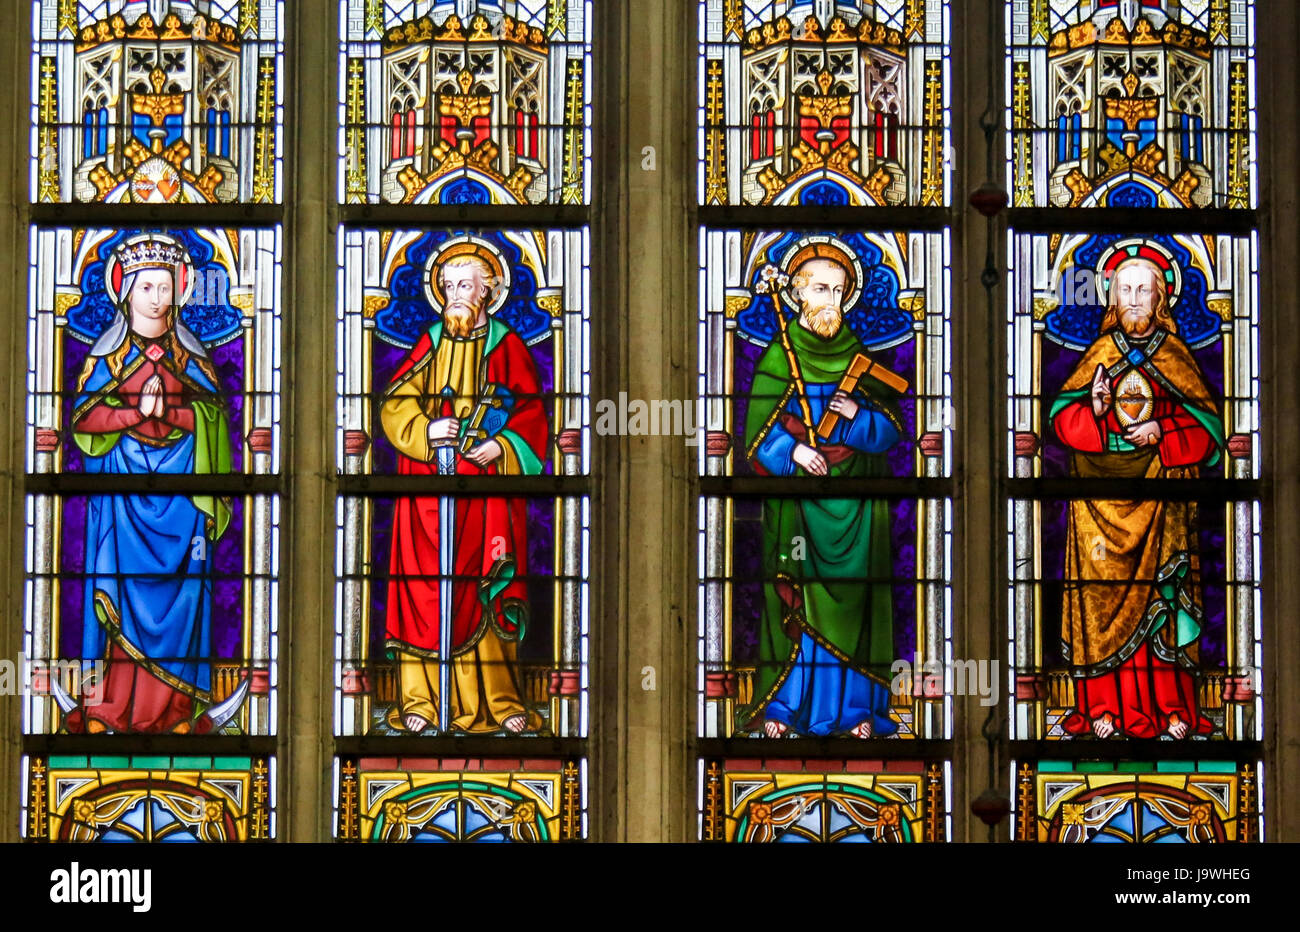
[{"x1": 739, "y1": 320, "x2": 904, "y2": 732}]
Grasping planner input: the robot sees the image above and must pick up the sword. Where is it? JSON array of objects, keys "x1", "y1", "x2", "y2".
[{"x1": 435, "y1": 395, "x2": 457, "y2": 734}]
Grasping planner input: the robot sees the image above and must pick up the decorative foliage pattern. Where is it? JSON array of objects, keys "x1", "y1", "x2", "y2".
[
  {"x1": 702, "y1": 759, "x2": 947, "y2": 843},
  {"x1": 1015, "y1": 760, "x2": 1260, "y2": 843},
  {"x1": 25, "y1": 755, "x2": 274, "y2": 841},
  {"x1": 336, "y1": 757, "x2": 584, "y2": 842}
]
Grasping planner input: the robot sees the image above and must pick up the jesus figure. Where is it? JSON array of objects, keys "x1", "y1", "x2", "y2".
[
  {"x1": 379, "y1": 241, "x2": 548, "y2": 734},
  {"x1": 1049, "y1": 253, "x2": 1222, "y2": 739}
]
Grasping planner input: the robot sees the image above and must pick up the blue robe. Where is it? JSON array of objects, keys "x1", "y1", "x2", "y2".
[{"x1": 74, "y1": 346, "x2": 231, "y2": 699}]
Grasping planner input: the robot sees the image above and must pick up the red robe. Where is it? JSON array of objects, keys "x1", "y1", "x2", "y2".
[{"x1": 381, "y1": 319, "x2": 548, "y2": 659}]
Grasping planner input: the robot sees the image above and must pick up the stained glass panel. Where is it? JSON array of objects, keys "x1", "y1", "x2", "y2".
[
  {"x1": 1007, "y1": 230, "x2": 1258, "y2": 481},
  {"x1": 700, "y1": 758, "x2": 948, "y2": 842},
  {"x1": 699, "y1": 0, "x2": 950, "y2": 207},
  {"x1": 1007, "y1": 495, "x2": 1259, "y2": 742},
  {"x1": 24, "y1": 493, "x2": 280, "y2": 736},
  {"x1": 335, "y1": 756, "x2": 585, "y2": 841},
  {"x1": 699, "y1": 495, "x2": 951, "y2": 739},
  {"x1": 1013, "y1": 759, "x2": 1261, "y2": 843},
  {"x1": 23, "y1": 754, "x2": 275, "y2": 841},
  {"x1": 1007, "y1": 0, "x2": 1256, "y2": 209},
  {"x1": 339, "y1": 0, "x2": 591, "y2": 205},
  {"x1": 335, "y1": 495, "x2": 587, "y2": 737},
  {"x1": 28, "y1": 226, "x2": 283, "y2": 475},
  {"x1": 1006, "y1": 227, "x2": 1261, "y2": 742},
  {"x1": 337, "y1": 226, "x2": 588, "y2": 477},
  {"x1": 31, "y1": 0, "x2": 284, "y2": 204},
  {"x1": 699, "y1": 228, "x2": 951, "y2": 479}
]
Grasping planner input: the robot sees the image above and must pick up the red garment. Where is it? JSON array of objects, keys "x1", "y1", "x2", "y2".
[
  {"x1": 74, "y1": 344, "x2": 197, "y2": 438},
  {"x1": 384, "y1": 328, "x2": 547, "y2": 657},
  {"x1": 73, "y1": 645, "x2": 194, "y2": 734},
  {"x1": 1062, "y1": 643, "x2": 1213, "y2": 738},
  {"x1": 1052, "y1": 373, "x2": 1215, "y2": 467}
]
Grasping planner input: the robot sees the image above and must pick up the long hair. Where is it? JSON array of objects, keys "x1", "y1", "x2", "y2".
[
  {"x1": 1099, "y1": 257, "x2": 1178, "y2": 336},
  {"x1": 76, "y1": 268, "x2": 219, "y2": 391}
]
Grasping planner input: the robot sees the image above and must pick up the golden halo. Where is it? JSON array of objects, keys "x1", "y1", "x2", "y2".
[
  {"x1": 776, "y1": 236, "x2": 862, "y2": 313},
  {"x1": 423, "y1": 236, "x2": 511, "y2": 316}
]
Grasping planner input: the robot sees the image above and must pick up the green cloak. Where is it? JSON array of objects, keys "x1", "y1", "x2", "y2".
[{"x1": 739, "y1": 322, "x2": 902, "y2": 729}]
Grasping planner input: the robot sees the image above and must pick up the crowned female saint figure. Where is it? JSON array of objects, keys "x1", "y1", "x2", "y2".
[{"x1": 62, "y1": 233, "x2": 238, "y2": 734}]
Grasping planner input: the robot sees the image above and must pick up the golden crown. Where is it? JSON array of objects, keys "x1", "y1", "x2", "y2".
[{"x1": 115, "y1": 237, "x2": 187, "y2": 275}]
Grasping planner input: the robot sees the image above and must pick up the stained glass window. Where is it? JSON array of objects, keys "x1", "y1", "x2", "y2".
[
  {"x1": 27, "y1": 225, "x2": 283, "y2": 476},
  {"x1": 1013, "y1": 760, "x2": 1260, "y2": 843},
  {"x1": 1005, "y1": 0, "x2": 1262, "y2": 843},
  {"x1": 697, "y1": 2, "x2": 952, "y2": 840},
  {"x1": 1006, "y1": 229, "x2": 1260, "y2": 744},
  {"x1": 23, "y1": 225, "x2": 282, "y2": 743},
  {"x1": 22, "y1": 3, "x2": 285, "y2": 842},
  {"x1": 1007, "y1": 0, "x2": 1255, "y2": 208},
  {"x1": 334, "y1": 1, "x2": 591, "y2": 840},
  {"x1": 32, "y1": 0, "x2": 284, "y2": 204},
  {"x1": 335, "y1": 225, "x2": 588, "y2": 479},
  {"x1": 701, "y1": 758, "x2": 948, "y2": 842},
  {"x1": 24, "y1": 754, "x2": 274, "y2": 841},
  {"x1": 339, "y1": 0, "x2": 590, "y2": 204}
]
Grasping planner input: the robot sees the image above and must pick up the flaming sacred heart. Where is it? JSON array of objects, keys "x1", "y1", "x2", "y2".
[
  {"x1": 130, "y1": 156, "x2": 182, "y2": 203},
  {"x1": 1114, "y1": 369, "x2": 1154, "y2": 427}
]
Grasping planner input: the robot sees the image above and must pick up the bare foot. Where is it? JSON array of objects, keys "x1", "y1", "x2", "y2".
[
  {"x1": 850, "y1": 720, "x2": 873, "y2": 739},
  {"x1": 86, "y1": 718, "x2": 108, "y2": 734},
  {"x1": 764, "y1": 720, "x2": 788, "y2": 738},
  {"x1": 1166, "y1": 714, "x2": 1189, "y2": 739},
  {"x1": 403, "y1": 713, "x2": 430, "y2": 733},
  {"x1": 1091, "y1": 713, "x2": 1115, "y2": 738},
  {"x1": 503, "y1": 714, "x2": 527, "y2": 734}
]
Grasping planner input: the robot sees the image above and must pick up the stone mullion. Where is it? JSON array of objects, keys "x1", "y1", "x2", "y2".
[
  {"x1": 280, "y1": 0, "x2": 337, "y2": 841},
  {"x1": 952, "y1": 0, "x2": 1003, "y2": 843},
  {"x1": 0, "y1": 0, "x2": 29, "y2": 845}
]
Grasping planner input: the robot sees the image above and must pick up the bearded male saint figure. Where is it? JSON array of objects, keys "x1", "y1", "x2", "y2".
[
  {"x1": 741, "y1": 242, "x2": 904, "y2": 739},
  {"x1": 380, "y1": 244, "x2": 547, "y2": 734},
  {"x1": 1050, "y1": 255, "x2": 1223, "y2": 739}
]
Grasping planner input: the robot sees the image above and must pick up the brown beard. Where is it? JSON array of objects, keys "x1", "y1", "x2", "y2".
[
  {"x1": 444, "y1": 301, "x2": 481, "y2": 337},
  {"x1": 800, "y1": 303, "x2": 843, "y2": 338},
  {"x1": 1119, "y1": 306, "x2": 1156, "y2": 337}
]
